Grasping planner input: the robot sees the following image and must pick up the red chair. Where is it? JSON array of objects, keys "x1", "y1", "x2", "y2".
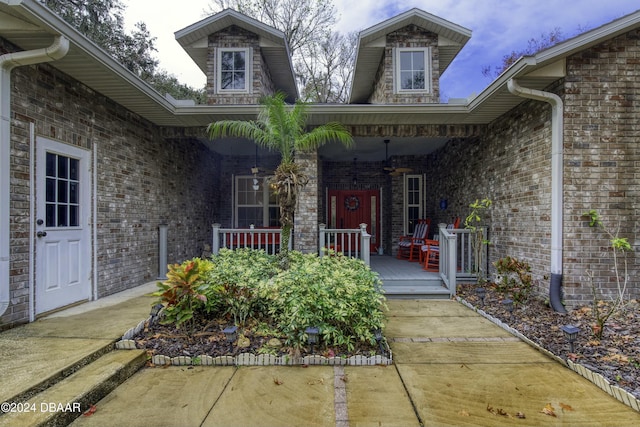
[
  {"x1": 397, "y1": 219, "x2": 430, "y2": 261},
  {"x1": 422, "y1": 218, "x2": 460, "y2": 271}
]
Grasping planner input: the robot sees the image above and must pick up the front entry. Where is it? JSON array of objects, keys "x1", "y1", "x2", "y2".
[
  {"x1": 35, "y1": 138, "x2": 91, "y2": 315},
  {"x1": 327, "y1": 189, "x2": 381, "y2": 252}
]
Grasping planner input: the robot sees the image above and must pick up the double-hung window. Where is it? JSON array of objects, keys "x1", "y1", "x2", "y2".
[
  {"x1": 217, "y1": 48, "x2": 251, "y2": 92},
  {"x1": 235, "y1": 176, "x2": 279, "y2": 227},
  {"x1": 395, "y1": 47, "x2": 431, "y2": 93},
  {"x1": 404, "y1": 174, "x2": 423, "y2": 234}
]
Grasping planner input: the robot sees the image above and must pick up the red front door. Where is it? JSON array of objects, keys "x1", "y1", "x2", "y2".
[{"x1": 327, "y1": 190, "x2": 381, "y2": 252}]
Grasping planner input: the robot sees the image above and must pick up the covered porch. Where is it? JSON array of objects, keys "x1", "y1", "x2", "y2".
[{"x1": 210, "y1": 224, "x2": 483, "y2": 298}]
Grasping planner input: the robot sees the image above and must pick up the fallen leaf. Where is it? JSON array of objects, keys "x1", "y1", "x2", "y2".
[
  {"x1": 559, "y1": 402, "x2": 574, "y2": 412},
  {"x1": 83, "y1": 405, "x2": 97, "y2": 417},
  {"x1": 307, "y1": 377, "x2": 325, "y2": 385},
  {"x1": 516, "y1": 412, "x2": 526, "y2": 419},
  {"x1": 459, "y1": 409, "x2": 470, "y2": 416},
  {"x1": 273, "y1": 377, "x2": 283, "y2": 385},
  {"x1": 340, "y1": 374, "x2": 348, "y2": 383},
  {"x1": 541, "y1": 403, "x2": 556, "y2": 417}
]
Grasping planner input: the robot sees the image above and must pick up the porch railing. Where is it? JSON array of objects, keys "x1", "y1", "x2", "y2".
[
  {"x1": 318, "y1": 223, "x2": 371, "y2": 266},
  {"x1": 438, "y1": 224, "x2": 488, "y2": 296},
  {"x1": 211, "y1": 224, "x2": 290, "y2": 255}
]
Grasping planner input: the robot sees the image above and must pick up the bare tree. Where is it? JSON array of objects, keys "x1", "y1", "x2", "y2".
[
  {"x1": 296, "y1": 31, "x2": 357, "y2": 102},
  {"x1": 207, "y1": 0, "x2": 354, "y2": 102},
  {"x1": 482, "y1": 27, "x2": 566, "y2": 78}
]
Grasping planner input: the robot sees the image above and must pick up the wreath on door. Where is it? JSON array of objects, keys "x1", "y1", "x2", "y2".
[{"x1": 345, "y1": 195, "x2": 360, "y2": 211}]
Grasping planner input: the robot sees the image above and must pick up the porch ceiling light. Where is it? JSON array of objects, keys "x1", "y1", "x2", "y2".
[{"x1": 561, "y1": 324, "x2": 580, "y2": 353}]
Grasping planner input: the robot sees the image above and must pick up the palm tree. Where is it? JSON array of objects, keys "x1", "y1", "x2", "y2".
[{"x1": 207, "y1": 92, "x2": 353, "y2": 263}]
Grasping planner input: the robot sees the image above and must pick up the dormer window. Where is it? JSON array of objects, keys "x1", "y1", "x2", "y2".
[
  {"x1": 394, "y1": 47, "x2": 431, "y2": 93},
  {"x1": 217, "y1": 48, "x2": 252, "y2": 93}
]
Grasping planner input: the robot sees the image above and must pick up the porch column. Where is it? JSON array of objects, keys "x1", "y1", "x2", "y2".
[{"x1": 293, "y1": 151, "x2": 320, "y2": 253}]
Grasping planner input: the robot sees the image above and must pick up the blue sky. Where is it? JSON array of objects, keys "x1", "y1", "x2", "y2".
[{"x1": 124, "y1": 0, "x2": 639, "y2": 100}]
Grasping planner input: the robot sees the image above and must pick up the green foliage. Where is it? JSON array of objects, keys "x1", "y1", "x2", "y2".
[
  {"x1": 206, "y1": 248, "x2": 278, "y2": 325},
  {"x1": 154, "y1": 249, "x2": 387, "y2": 353},
  {"x1": 153, "y1": 258, "x2": 211, "y2": 334},
  {"x1": 43, "y1": 0, "x2": 205, "y2": 103},
  {"x1": 258, "y1": 251, "x2": 387, "y2": 352},
  {"x1": 493, "y1": 256, "x2": 532, "y2": 305},
  {"x1": 207, "y1": 93, "x2": 352, "y2": 254},
  {"x1": 583, "y1": 209, "x2": 631, "y2": 339},
  {"x1": 464, "y1": 198, "x2": 492, "y2": 281}
]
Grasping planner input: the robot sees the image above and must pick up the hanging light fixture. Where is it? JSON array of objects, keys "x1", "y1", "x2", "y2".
[{"x1": 352, "y1": 157, "x2": 358, "y2": 186}]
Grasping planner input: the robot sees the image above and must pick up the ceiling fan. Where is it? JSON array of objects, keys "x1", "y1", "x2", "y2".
[{"x1": 383, "y1": 139, "x2": 413, "y2": 176}]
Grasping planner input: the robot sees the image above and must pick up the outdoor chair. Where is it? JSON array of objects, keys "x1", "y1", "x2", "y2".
[
  {"x1": 397, "y1": 219, "x2": 430, "y2": 261},
  {"x1": 421, "y1": 218, "x2": 461, "y2": 271}
]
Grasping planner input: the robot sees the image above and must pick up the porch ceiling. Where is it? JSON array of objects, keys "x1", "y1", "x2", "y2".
[{"x1": 203, "y1": 136, "x2": 449, "y2": 162}]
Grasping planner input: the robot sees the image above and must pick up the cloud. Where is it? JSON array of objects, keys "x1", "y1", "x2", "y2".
[{"x1": 123, "y1": 0, "x2": 639, "y2": 98}]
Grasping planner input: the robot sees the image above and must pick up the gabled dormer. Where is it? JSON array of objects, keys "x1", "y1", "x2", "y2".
[
  {"x1": 350, "y1": 8, "x2": 471, "y2": 104},
  {"x1": 175, "y1": 9, "x2": 298, "y2": 104}
]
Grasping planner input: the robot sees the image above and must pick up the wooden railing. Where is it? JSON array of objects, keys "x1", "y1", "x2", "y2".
[
  {"x1": 211, "y1": 224, "x2": 290, "y2": 255},
  {"x1": 318, "y1": 223, "x2": 371, "y2": 266},
  {"x1": 438, "y1": 224, "x2": 488, "y2": 296}
]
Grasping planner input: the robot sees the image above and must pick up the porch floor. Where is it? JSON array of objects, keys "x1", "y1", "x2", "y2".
[{"x1": 369, "y1": 255, "x2": 450, "y2": 299}]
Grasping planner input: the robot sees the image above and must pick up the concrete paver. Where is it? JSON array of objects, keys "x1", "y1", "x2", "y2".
[
  {"x1": 344, "y1": 366, "x2": 420, "y2": 427},
  {"x1": 202, "y1": 366, "x2": 335, "y2": 427},
  {"x1": 3, "y1": 291, "x2": 639, "y2": 427},
  {"x1": 385, "y1": 314, "x2": 513, "y2": 339},
  {"x1": 70, "y1": 366, "x2": 236, "y2": 427},
  {"x1": 398, "y1": 362, "x2": 640, "y2": 426},
  {"x1": 391, "y1": 341, "x2": 552, "y2": 365}
]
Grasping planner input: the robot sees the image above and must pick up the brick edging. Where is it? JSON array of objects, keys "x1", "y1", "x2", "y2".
[{"x1": 456, "y1": 297, "x2": 640, "y2": 412}]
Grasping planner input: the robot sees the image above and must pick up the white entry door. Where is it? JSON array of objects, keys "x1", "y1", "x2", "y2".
[{"x1": 35, "y1": 138, "x2": 91, "y2": 314}]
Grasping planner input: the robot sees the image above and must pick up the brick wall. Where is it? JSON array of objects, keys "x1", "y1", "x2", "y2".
[
  {"x1": 294, "y1": 151, "x2": 320, "y2": 253},
  {"x1": 562, "y1": 28, "x2": 640, "y2": 304},
  {"x1": 2, "y1": 39, "x2": 219, "y2": 326},
  {"x1": 206, "y1": 25, "x2": 275, "y2": 104},
  {"x1": 369, "y1": 25, "x2": 440, "y2": 104},
  {"x1": 424, "y1": 28, "x2": 640, "y2": 306}
]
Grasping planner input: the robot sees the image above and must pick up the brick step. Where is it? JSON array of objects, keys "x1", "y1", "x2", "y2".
[{"x1": 0, "y1": 350, "x2": 146, "y2": 427}]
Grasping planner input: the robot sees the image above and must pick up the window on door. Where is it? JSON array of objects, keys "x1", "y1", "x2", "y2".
[
  {"x1": 235, "y1": 176, "x2": 279, "y2": 227},
  {"x1": 45, "y1": 152, "x2": 80, "y2": 227},
  {"x1": 405, "y1": 174, "x2": 423, "y2": 234}
]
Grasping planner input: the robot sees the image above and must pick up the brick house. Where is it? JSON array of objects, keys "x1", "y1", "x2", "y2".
[{"x1": 0, "y1": 2, "x2": 638, "y2": 327}]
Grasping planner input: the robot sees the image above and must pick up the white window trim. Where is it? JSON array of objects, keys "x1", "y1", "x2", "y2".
[
  {"x1": 394, "y1": 47, "x2": 431, "y2": 94},
  {"x1": 216, "y1": 47, "x2": 252, "y2": 94},
  {"x1": 404, "y1": 174, "x2": 424, "y2": 235},
  {"x1": 234, "y1": 175, "x2": 277, "y2": 227}
]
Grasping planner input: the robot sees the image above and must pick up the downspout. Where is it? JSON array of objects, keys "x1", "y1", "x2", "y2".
[
  {"x1": 0, "y1": 36, "x2": 70, "y2": 318},
  {"x1": 507, "y1": 78, "x2": 567, "y2": 313}
]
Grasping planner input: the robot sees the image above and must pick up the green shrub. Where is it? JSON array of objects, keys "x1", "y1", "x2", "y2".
[
  {"x1": 153, "y1": 257, "x2": 212, "y2": 334},
  {"x1": 258, "y1": 251, "x2": 387, "y2": 351},
  {"x1": 206, "y1": 248, "x2": 278, "y2": 325},
  {"x1": 155, "y1": 249, "x2": 387, "y2": 354},
  {"x1": 493, "y1": 256, "x2": 532, "y2": 305}
]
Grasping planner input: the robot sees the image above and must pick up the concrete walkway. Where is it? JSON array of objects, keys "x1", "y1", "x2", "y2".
[{"x1": 1, "y1": 286, "x2": 639, "y2": 426}]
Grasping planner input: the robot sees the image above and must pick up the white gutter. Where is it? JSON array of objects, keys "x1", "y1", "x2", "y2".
[
  {"x1": 0, "y1": 35, "x2": 69, "y2": 318},
  {"x1": 507, "y1": 78, "x2": 567, "y2": 313}
]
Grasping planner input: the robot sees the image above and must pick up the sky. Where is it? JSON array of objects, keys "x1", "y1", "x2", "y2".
[{"x1": 123, "y1": 0, "x2": 639, "y2": 100}]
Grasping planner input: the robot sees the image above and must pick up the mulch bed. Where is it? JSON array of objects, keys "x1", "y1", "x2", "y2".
[
  {"x1": 456, "y1": 283, "x2": 640, "y2": 400},
  {"x1": 132, "y1": 316, "x2": 379, "y2": 361}
]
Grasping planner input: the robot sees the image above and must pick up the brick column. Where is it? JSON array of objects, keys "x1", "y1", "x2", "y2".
[{"x1": 293, "y1": 151, "x2": 319, "y2": 253}]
